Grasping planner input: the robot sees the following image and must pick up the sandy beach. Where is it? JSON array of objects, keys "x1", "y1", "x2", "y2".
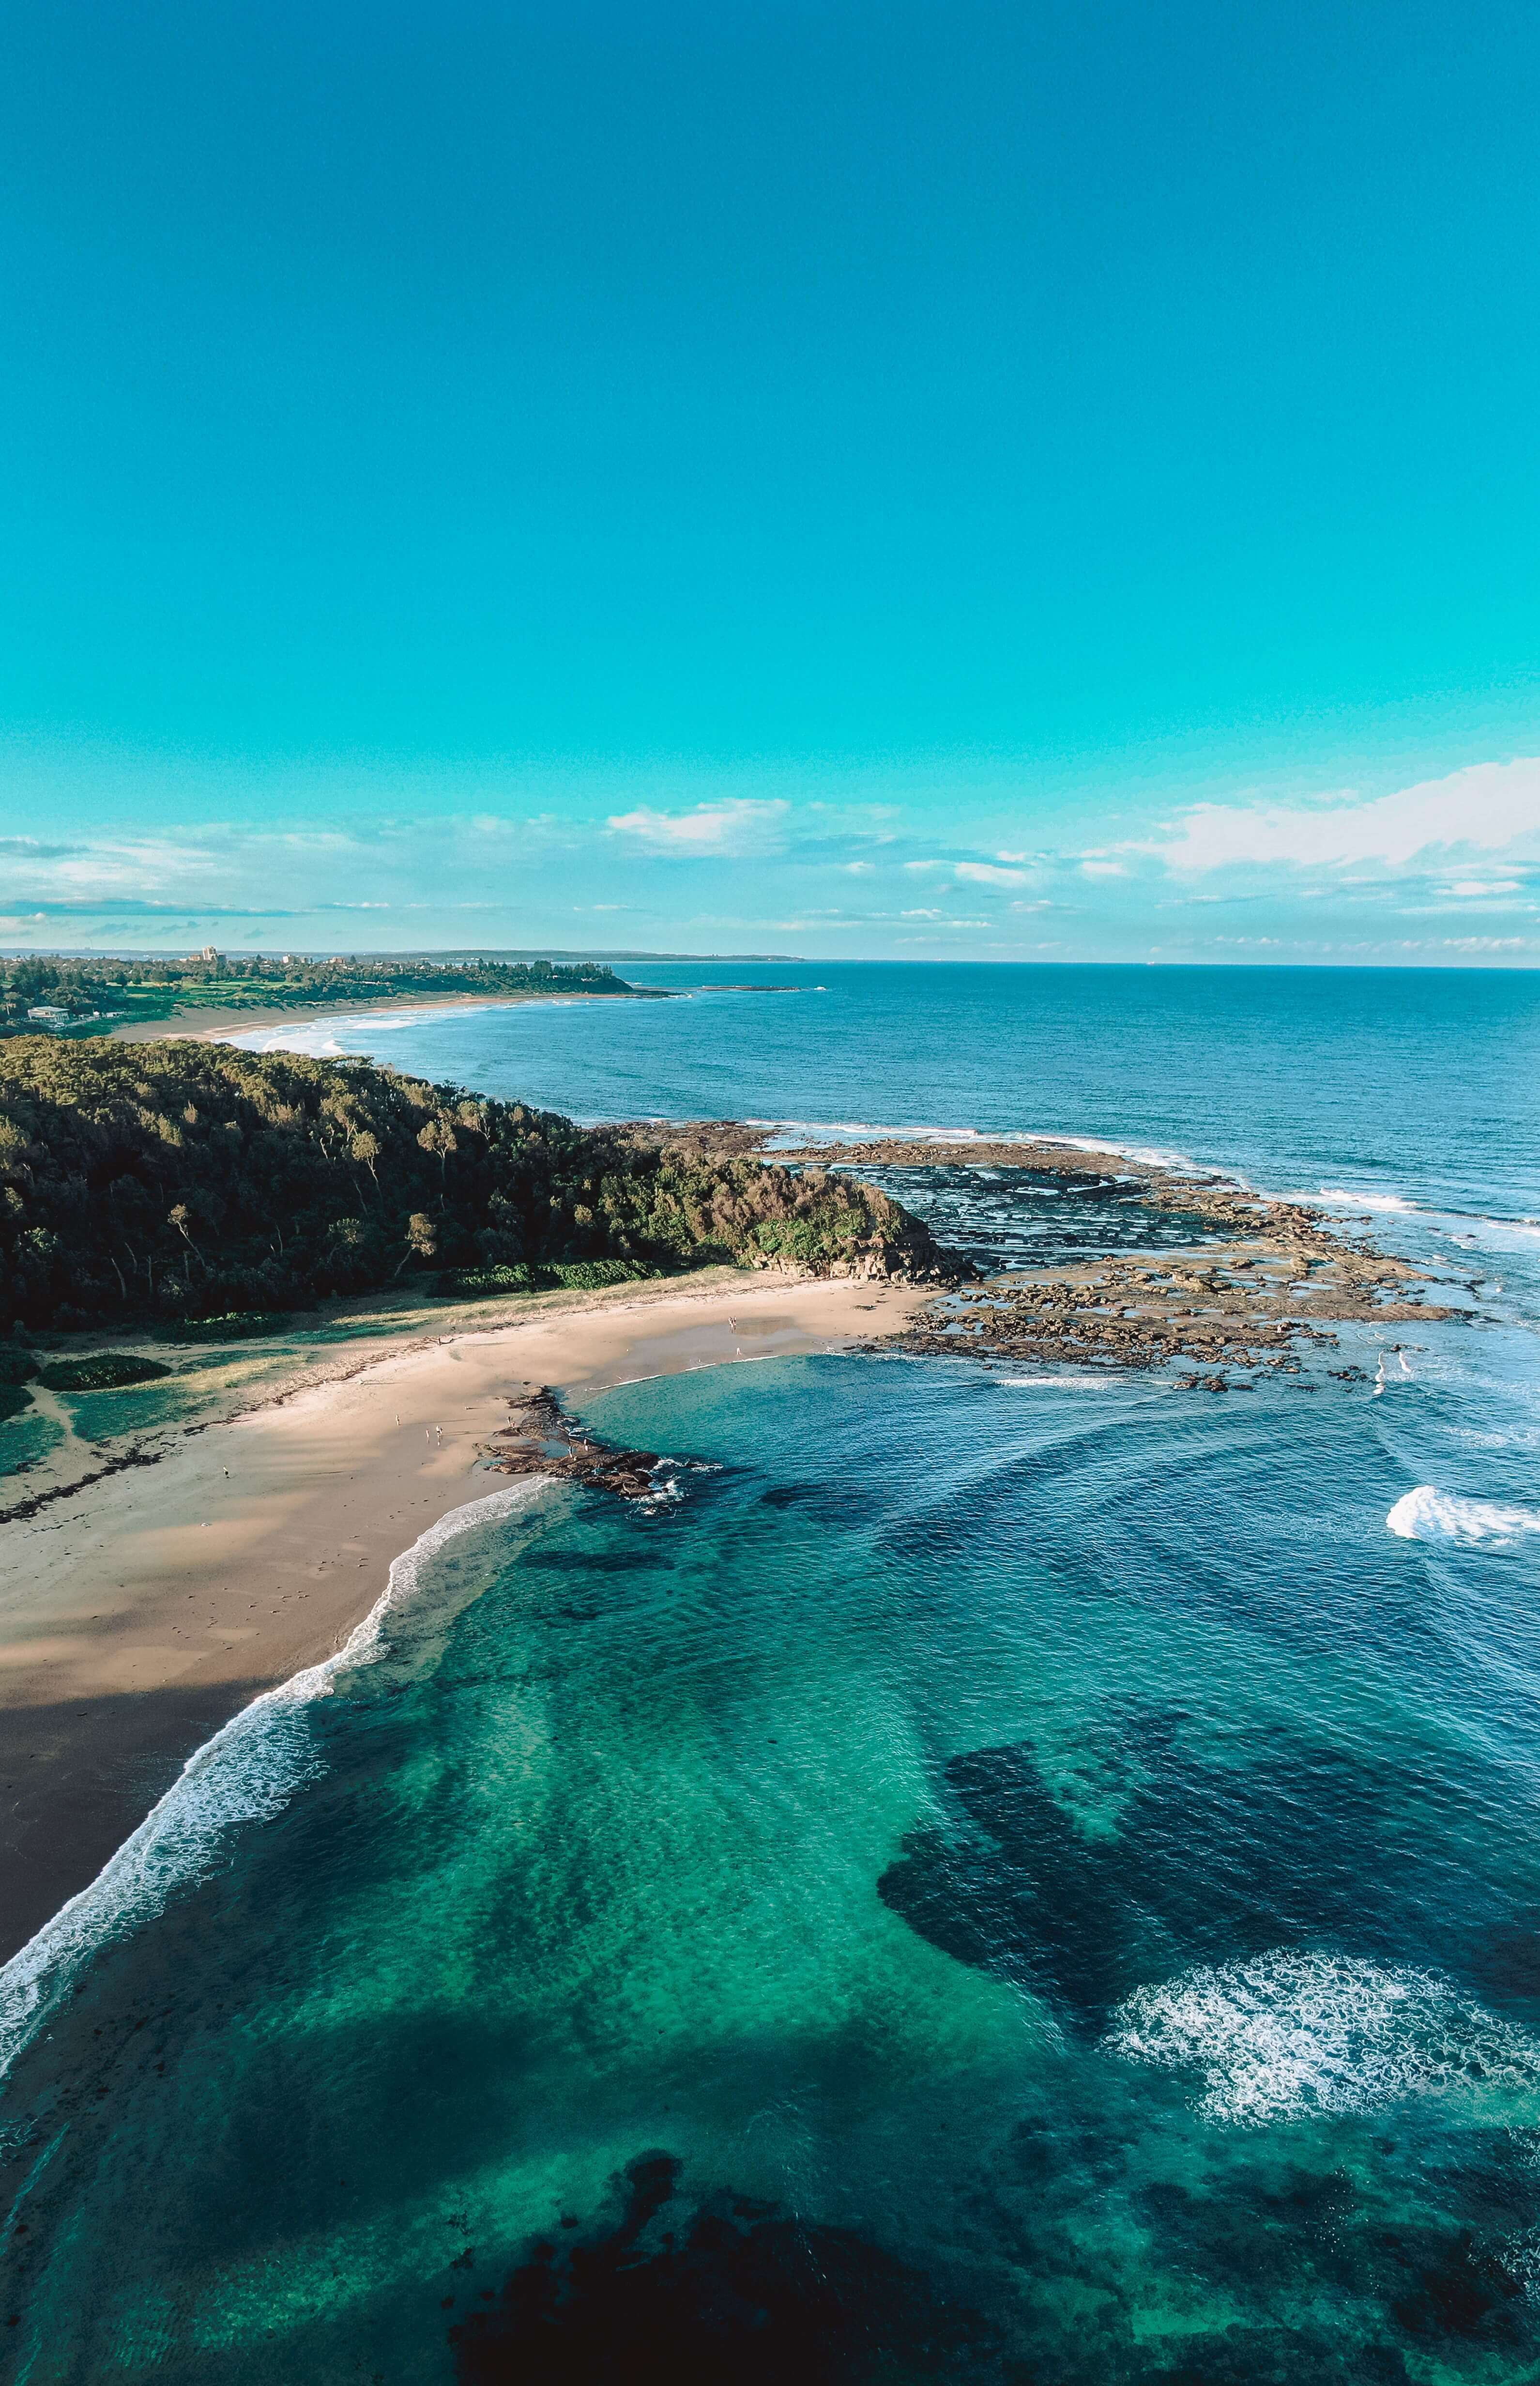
[
  {"x1": 107, "y1": 986, "x2": 663, "y2": 1046},
  {"x1": 0, "y1": 1274, "x2": 920, "y2": 1963}
]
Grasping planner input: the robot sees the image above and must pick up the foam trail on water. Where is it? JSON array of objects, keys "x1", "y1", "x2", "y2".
[
  {"x1": 1386, "y1": 1486, "x2": 1540, "y2": 1544},
  {"x1": 1104, "y1": 1950, "x2": 1540, "y2": 2126},
  {"x1": 0, "y1": 1479, "x2": 548, "y2": 2083},
  {"x1": 1311, "y1": 1186, "x2": 1418, "y2": 1213}
]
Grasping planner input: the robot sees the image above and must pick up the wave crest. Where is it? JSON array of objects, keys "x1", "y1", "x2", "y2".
[
  {"x1": 1103, "y1": 1950, "x2": 1540, "y2": 2126},
  {"x1": 1387, "y1": 1486, "x2": 1540, "y2": 1543}
]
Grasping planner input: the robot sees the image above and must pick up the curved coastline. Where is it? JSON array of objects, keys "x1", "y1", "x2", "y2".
[
  {"x1": 0, "y1": 1273, "x2": 923, "y2": 1990},
  {"x1": 0, "y1": 1478, "x2": 551, "y2": 2084},
  {"x1": 105, "y1": 986, "x2": 671, "y2": 1047},
  {"x1": 0, "y1": 1109, "x2": 1484, "y2": 2086}
]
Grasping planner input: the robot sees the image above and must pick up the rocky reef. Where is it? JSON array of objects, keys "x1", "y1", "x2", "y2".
[
  {"x1": 630, "y1": 1123, "x2": 1458, "y2": 1386},
  {"x1": 474, "y1": 1384, "x2": 666, "y2": 1500}
]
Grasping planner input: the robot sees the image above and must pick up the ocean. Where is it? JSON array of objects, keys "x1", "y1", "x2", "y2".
[{"x1": 3, "y1": 964, "x2": 1540, "y2": 2383}]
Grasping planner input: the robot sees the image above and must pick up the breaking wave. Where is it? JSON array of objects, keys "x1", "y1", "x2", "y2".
[
  {"x1": 229, "y1": 1001, "x2": 529, "y2": 1058},
  {"x1": 992, "y1": 1374, "x2": 1120, "y2": 1390},
  {"x1": 1311, "y1": 1186, "x2": 1417, "y2": 1213},
  {"x1": 1103, "y1": 1950, "x2": 1540, "y2": 2126},
  {"x1": 1386, "y1": 1486, "x2": 1540, "y2": 1543},
  {"x1": 0, "y1": 1479, "x2": 548, "y2": 2083}
]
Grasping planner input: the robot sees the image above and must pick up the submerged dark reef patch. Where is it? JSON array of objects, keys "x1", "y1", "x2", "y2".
[
  {"x1": 444, "y1": 2142, "x2": 1534, "y2": 2386},
  {"x1": 877, "y1": 1720, "x2": 1526, "y2": 2028},
  {"x1": 448, "y1": 2153, "x2": 1002, "y2": 2385}
]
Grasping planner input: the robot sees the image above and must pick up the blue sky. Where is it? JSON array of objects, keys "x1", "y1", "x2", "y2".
[{"x1": 2, "y1": 0, "x2": 1538, "y2": 961}]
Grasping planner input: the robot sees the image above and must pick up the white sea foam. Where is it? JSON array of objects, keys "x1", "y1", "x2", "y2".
[
  {"x1": 1501, "y1": 2229, "x2": 1540, "y2": 2302},
  {"x1": 228, "y1": 996, "x2": 605, "y2": 1058},
  {"x1": 232, "y1": 1022, "x2": 352, "y2": 1058},
  {"x1": 0, "y1": 1479, "x2": 548, "y2": 2084},
  {"x1": 755, "y1": 1118, "x2": 991, "y2": 1148},
  {"x1": 1386, "y1": 1486, "x2": 1540, "y2": 1544},
  {"x1": 1103, "y1": 1950, "x2": 1540, "y2": 2126},
  {"x1": 993, "y1": 1374, "x2": 1117, "y2": 1390},
  {"x1": 1311, "y1": 1186, "x2": 1418, "y2": 1213},
  {"x1": 1022, "y1": 1128, "x2": 1220, "y2": 1177},
  {"x1": 751, "y1": 1117, "x2": 1222, "y2": 1179}
]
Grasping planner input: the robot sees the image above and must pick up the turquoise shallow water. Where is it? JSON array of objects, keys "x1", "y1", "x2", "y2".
[{"x1": 3, "y1": 968, "x2": 1540, "y2": 2382}]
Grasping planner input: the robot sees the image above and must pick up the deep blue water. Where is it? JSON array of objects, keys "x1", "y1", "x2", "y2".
[
  {"x1": 236, "y1": 961, "x2": 1540, "y2": 1216},
  {"x1": 2, "y1": 966, "x2": 1539, "y2": 2383}
]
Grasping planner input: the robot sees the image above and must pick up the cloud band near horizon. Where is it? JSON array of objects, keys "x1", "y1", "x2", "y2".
[{"x1": 1, "y1": 752, "x2": 1536, "y2": 964}]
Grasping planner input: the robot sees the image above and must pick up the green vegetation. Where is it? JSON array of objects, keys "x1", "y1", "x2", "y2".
[
  {"x1": 0, "y1": 952, "x2": 642, "y2": 1039},
  {"x1": 434, "y1": 1257, "x2": 656, "y2": 1299},
  {"x1": 34, "y1": 1354, "x2": 172, "y2": 1391},
  {"x1": 0, "y1": 1038, "x2": 948, "y2": 1333},
  {"x1": 158, "y1": 1311, "x2": 294, "y2": 1341}
]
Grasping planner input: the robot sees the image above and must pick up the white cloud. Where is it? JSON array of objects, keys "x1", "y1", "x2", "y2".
[
  {"x1": 1442, "y1": 879, "x2": 1524, "y2": 898},
  {"x1": 1079, "y1": 860, "x2": 1128, "y2": 879},
  {"x1": 954, "y1": 862, "x2": 1030, "y2": 888},
  {"x1": 604, "y1": 799, "x2": 790, "y2": 856},
  {"x1": 900, "y1": 908, "x2": 945, "y2": 919},
  {"x1": 1154, "y1": 756, "x2": 1540, "y2": 875}
]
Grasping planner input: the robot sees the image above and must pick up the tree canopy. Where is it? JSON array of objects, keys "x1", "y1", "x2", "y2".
[
  {"x1": 0, "y1": 1038, "x2": 946, "y2": 1331},
  {"x1": 0, "y1": 953, "x2": 640, "y2": 1037}
]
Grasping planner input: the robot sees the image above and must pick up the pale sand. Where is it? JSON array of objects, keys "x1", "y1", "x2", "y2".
[
  {"x1": 107, "y1": 988, "x2": 662, "y2": 1045},
  {"x1": 0, "y1": 1275, "x2": 920, "y2": 1959}
]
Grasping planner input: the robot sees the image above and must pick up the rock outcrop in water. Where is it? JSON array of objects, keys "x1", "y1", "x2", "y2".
[
  {"x1": 630, "y1": 1123, "x2": 1458, "y2": 1385},
  {"x1": 474, "y1": 1385, "x2": 665, "y2": 1502},
  {"x1": 898, "y1": 1238, "x2": 1454, "y2": 1382}
]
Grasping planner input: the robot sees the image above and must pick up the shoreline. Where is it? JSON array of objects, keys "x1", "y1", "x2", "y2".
[
  {"x1": 638, "y1": 1122, "x2": 1457, "y2": 1383},
  {"x1": 106, "y1": 987, "x2": 666, "y2": 1046},
  {"x1": 0, "y1": 1476, "x2": 553, "y2": 2081},
  {"x1": 0, "y1": 1273, "x2": 922, "y2": 1964}
]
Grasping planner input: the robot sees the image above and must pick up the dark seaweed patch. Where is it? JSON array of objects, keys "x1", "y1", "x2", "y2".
[
  {"x1": 1134, "y1": 2169, "x2": 1525, "y2": 2348},
  {"x1": 878, "y1": 1724, "x2": 1512, "y2": 2028},
  {"x1": 759, "y1": 1481, "x2": 816, "y2": 1508},
  {"x1": 449, "y1": 2153, "x2": 1001, "y2": 2384}
]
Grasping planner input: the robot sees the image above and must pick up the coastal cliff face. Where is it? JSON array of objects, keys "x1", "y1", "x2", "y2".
[{"x1": 0, "y1": 1042, "x2": 952, "y2": 1333}]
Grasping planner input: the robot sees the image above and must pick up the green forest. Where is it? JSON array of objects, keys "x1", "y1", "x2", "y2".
[
  {"x1": 0, "y1": 1038, "x2": 947, "y2": 1333},
  {"x1": 0, "y1": 953, "x2": 644, "y2": 1038}
]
